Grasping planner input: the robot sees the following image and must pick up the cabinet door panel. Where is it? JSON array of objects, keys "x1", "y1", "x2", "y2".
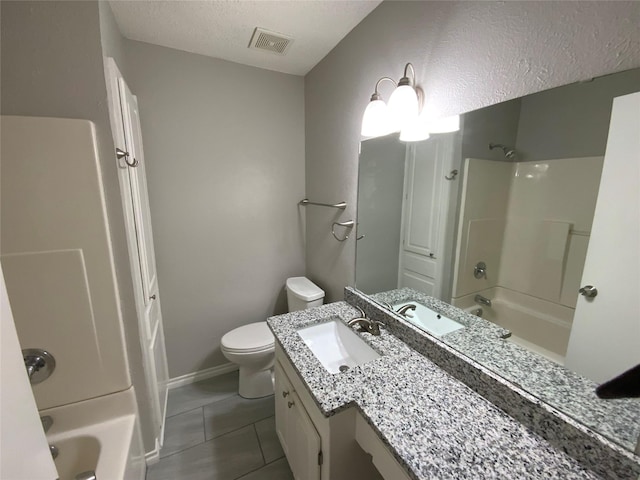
[
  {"x1": 288, "y1": 391, "x2": 321, "y2": 480},
  {"x1": 274, "y1": 362, "x2": 292, "y2": 458}
]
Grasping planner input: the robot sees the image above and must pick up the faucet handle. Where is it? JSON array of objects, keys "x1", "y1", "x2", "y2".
[{"x1": 40, "y1": 415, "x2": 53, "y2": 433}]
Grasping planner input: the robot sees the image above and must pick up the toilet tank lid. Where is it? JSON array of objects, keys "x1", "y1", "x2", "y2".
[{"x1": 286, "y1": 276, "x2": 325, "y2": 302}]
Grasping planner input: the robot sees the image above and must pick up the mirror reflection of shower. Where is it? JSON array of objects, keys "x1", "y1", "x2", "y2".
[{"x1": 489, "y1": 142, "x2": 517, "y2": 160}]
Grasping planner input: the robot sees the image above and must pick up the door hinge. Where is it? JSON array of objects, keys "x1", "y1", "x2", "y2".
[{"x1": 318, "y1": 450, "x2": 323, "y2": 466}]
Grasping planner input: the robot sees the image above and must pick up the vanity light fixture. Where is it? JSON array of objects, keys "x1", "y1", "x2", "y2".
[
  {"x1": 362, "y1": 62, "x2": 460, "y2": 141},
  {"x1": 388, "y1": 63, "x2": 421, "y2": 132},
  {"x1": 361, "y1": 77, "x2": 397, "y2": 138},
  {"x1": 362, "y1": 63, "x2": 422, "y2": 139}
]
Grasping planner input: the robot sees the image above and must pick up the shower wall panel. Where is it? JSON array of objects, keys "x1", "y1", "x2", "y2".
[{"x1": 1, "y1": 116, "x2": 130, "y2": 409}]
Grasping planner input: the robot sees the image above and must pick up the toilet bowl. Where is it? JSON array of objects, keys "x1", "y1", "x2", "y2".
[
  {"x1": 221, "y1": 322, "x2": 275, "y2": 398},
  {"x1": 221, "y1": 277, "x2": 324, "y2": 398}
]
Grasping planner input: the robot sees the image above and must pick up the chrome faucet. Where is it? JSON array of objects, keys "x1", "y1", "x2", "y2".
[
  {"x1": 396, "y1": 304, "x2": 417, "y2": 316},
  {"x1": 348, "y1": 317, "x2": 383, "y2": 336},
  {"x1": 474, "y1": 294, "x2": 492, "y2": 307},
  {"x1": 348, "y1": 306, "x2": 383, "y2": 336},
  {"x1": 40, "y1": 415, "x2": 53, "y2": 433}
]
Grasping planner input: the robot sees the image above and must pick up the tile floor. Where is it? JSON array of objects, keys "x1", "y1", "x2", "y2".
[{"x1": 146, "y1": 371, "x2": 294, "y2": 480}]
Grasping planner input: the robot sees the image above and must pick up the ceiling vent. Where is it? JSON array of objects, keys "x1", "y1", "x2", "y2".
[{"x1": 248, "y1": 27, "x2": 293, "y2": 56}]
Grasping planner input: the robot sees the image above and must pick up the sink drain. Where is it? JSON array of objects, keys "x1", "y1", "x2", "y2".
[{"x1": 339, "y1": 365, "x2": 350, "y2": 373}]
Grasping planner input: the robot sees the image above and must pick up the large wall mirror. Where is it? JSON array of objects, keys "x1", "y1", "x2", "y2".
[{"x1": 355, "y1": 67, "x2": 640, "y2": 451}]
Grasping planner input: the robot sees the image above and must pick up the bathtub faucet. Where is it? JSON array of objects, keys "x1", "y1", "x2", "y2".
[{"x1": 474, "y1": 294, "x2": 492, "y2": 307}]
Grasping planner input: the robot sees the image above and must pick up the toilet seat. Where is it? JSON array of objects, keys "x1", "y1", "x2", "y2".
[{"x1": 221, "y1": 322, "x2": 274, "y2": 353}]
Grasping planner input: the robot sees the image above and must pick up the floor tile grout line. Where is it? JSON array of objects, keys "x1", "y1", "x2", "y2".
[
  {"x1": 164, "y1": 404, "x2": 206, "y2": 420},
  {"x1": 205, "y1": 414, "x2": 275, "y2": 442},
  {"x1": 254, "y1": 422, "x2": 267, "y2": 465},
  {"x1": 205, "y1": 416, "x2": 269, "y2": 443},
  {"x1": 158, "y1": 407, "x2": 207, "y2": 461},
  {"x1": 165, "y1": 391, "x2": 239, "y2": 418},
  {"x1": 233, "y1": 457, "x2": 289, "y2": 480}
]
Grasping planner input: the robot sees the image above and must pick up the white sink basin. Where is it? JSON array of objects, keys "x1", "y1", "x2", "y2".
[
  {"x1": 393, "y1": 302, "x2": 464, "y2": 337},
  {"x1": 297, "y1": 319, "x2": 380, "y2": 374}
]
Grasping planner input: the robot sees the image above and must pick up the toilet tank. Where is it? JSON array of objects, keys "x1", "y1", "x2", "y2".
[{"x1": 286, "y1": 277, "x2": 324, "y2": 312}]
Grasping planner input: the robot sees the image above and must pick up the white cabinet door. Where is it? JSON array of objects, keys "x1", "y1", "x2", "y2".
[
  {"x1": 275, "y1": 361, "x2": 321, "y2": 480},
  {"x1": 274, "y1": 361, "x2": 292, "y2": 458},
  {"x1": 565, "y1": 91, "x2": 640, "y2": 383},
  {"x1": 288, "y1": 391, "x2": 321, "y2": 480}
]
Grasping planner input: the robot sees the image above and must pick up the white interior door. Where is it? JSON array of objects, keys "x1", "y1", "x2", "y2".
[
  {"x1": 398, "y1": 136, "x2": 455, "y2": 298},
  {"x1": 118, "y1": 77, "x2": 169, "y2": 441},
  {"x1": 118, "y1": 79, "x2": 158, "y2": 308},
  {"x1": 0, "y1": 266, "x2": 58, "y2": 480},
  {"x1": 565, "y1": 91, "x2": 640, "y2": 383}
]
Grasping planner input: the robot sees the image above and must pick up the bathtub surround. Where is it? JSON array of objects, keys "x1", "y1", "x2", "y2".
[
  {"x1": 452, "y1": 156, "x2": 604, "y2": 312},
  {"x1": 1, "y1": 117, "x2": 132, "y2": 408},
  {"x1": 39, "y1": 387, "x2": 145, "y2": 480},
  {"x1": 1, "y1": 0, "x2": 157, "y2": 453},
  {"x1": 123, "y1": 40, "x2": 306, "y2": 379},
  {"x1": 267, "y1": 300, "x2": 634, "y2": 479},
  {"x1": 305, "y1": 1, "x2": 640, "y2": 301},
  {"x1": 347, "y1": 287, "x2": 640, "y2": 477}
]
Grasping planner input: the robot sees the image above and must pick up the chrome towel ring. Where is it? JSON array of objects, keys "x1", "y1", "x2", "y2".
[{"x1": 332, "y1": 220, "x2": 354, "y2": 242}]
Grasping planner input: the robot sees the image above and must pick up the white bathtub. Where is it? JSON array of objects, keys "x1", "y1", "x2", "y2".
[
  {"x1": 453, "y1": 287, "x2": 573, "y2": 364},
  {"x1": 40, "y1": 387, "x2": 145, "y2": 480}
]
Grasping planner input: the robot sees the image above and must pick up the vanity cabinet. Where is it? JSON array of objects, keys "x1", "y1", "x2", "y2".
[
  {"x1": 275, "y1": 345, "x2": 385, "y2": 480},
  {"x1": 354, "y1": 414, "x2": 412, "y2": 480},
  {"x1": 275, "y1": 361, "x2": 321, "y2": 480}
]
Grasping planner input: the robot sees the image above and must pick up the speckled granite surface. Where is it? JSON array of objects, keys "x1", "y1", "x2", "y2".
[
  {"x1": 345, "y1": 287, "x2": 640, "y2": 479},
  {"x1": 267, "y1": 301, "x2": 634, "y2": 480}
]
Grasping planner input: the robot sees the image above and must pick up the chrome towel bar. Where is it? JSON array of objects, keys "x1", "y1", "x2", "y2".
[{"x1": 299, "y1": 198, "x2": 347, "y2": 209}]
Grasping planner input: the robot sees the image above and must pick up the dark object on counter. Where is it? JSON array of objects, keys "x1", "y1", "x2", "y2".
[{"x1": 596, "y1": 364, "x2": 640, "y2": 399}]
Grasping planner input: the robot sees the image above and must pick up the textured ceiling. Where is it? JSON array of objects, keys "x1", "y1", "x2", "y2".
[{"x1": 108, "y1": 0, "x2": 382, "y2": 76}]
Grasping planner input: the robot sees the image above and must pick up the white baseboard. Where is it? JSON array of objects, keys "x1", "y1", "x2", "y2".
[
  {"x1": 145, "y1": 438, "x2": 161, "y2": 465},
  {"x1": 167, "y1": 362, "x2": 238, "y2": 390}
]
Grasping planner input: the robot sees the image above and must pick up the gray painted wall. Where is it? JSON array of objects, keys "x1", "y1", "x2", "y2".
[
  {"x1": 1, "y1": 0, "x2": 155, "y2": 452},
  {"x1": 305, "y1": 1, "x2": 640, "y2": 302},
  {"x1": 516, "y1": 68, "x2": 640, "y2": 161},
  {"x1": 123, "y1": 41, "x2": 305, "y2": 378},
  {"x1": 461, "y1": 99, "x2": 521, "y2": 163},
  {"x1": 356, "y1": 136, "x2": 406, "y2": 294}
]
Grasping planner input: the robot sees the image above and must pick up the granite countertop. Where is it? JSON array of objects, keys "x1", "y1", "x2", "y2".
[
  {"x1": 368, "y1": 288, "x2": 640, "y2": 454},
  {"x1": 267, "y1": 301, "x2": 601, "y2": 480}
]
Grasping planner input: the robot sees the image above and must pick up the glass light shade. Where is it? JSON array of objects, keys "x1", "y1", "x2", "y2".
[
  {"x1": 426, "y1": 114, "x2": 460, "y2": 133},
  {"x1": 399, "y1": 118, "x2": 431, "y2": 142},
  {"x1": 388, "y1": 85, "x2": 419, "y2": 132},
  {"x1": 361, "y1": 99, "x2": 392, "y2": 137}
]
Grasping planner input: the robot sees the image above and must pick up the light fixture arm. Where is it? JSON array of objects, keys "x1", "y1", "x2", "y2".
[
  {"x1": 371, "y1": 77, "x2": 397, "y2": 101},
  {"x1": 399, "y1": 63, "x2": 416, "y2": 87}
]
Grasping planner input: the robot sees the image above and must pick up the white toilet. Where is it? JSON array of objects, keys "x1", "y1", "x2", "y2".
[{"x1": 221, "y1": 276, "x2": 324, "y2": 398}]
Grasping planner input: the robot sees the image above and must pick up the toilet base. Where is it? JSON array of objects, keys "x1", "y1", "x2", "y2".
[{"x1": 238, "y1": 366, "x2": 274, "y2": 399}]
